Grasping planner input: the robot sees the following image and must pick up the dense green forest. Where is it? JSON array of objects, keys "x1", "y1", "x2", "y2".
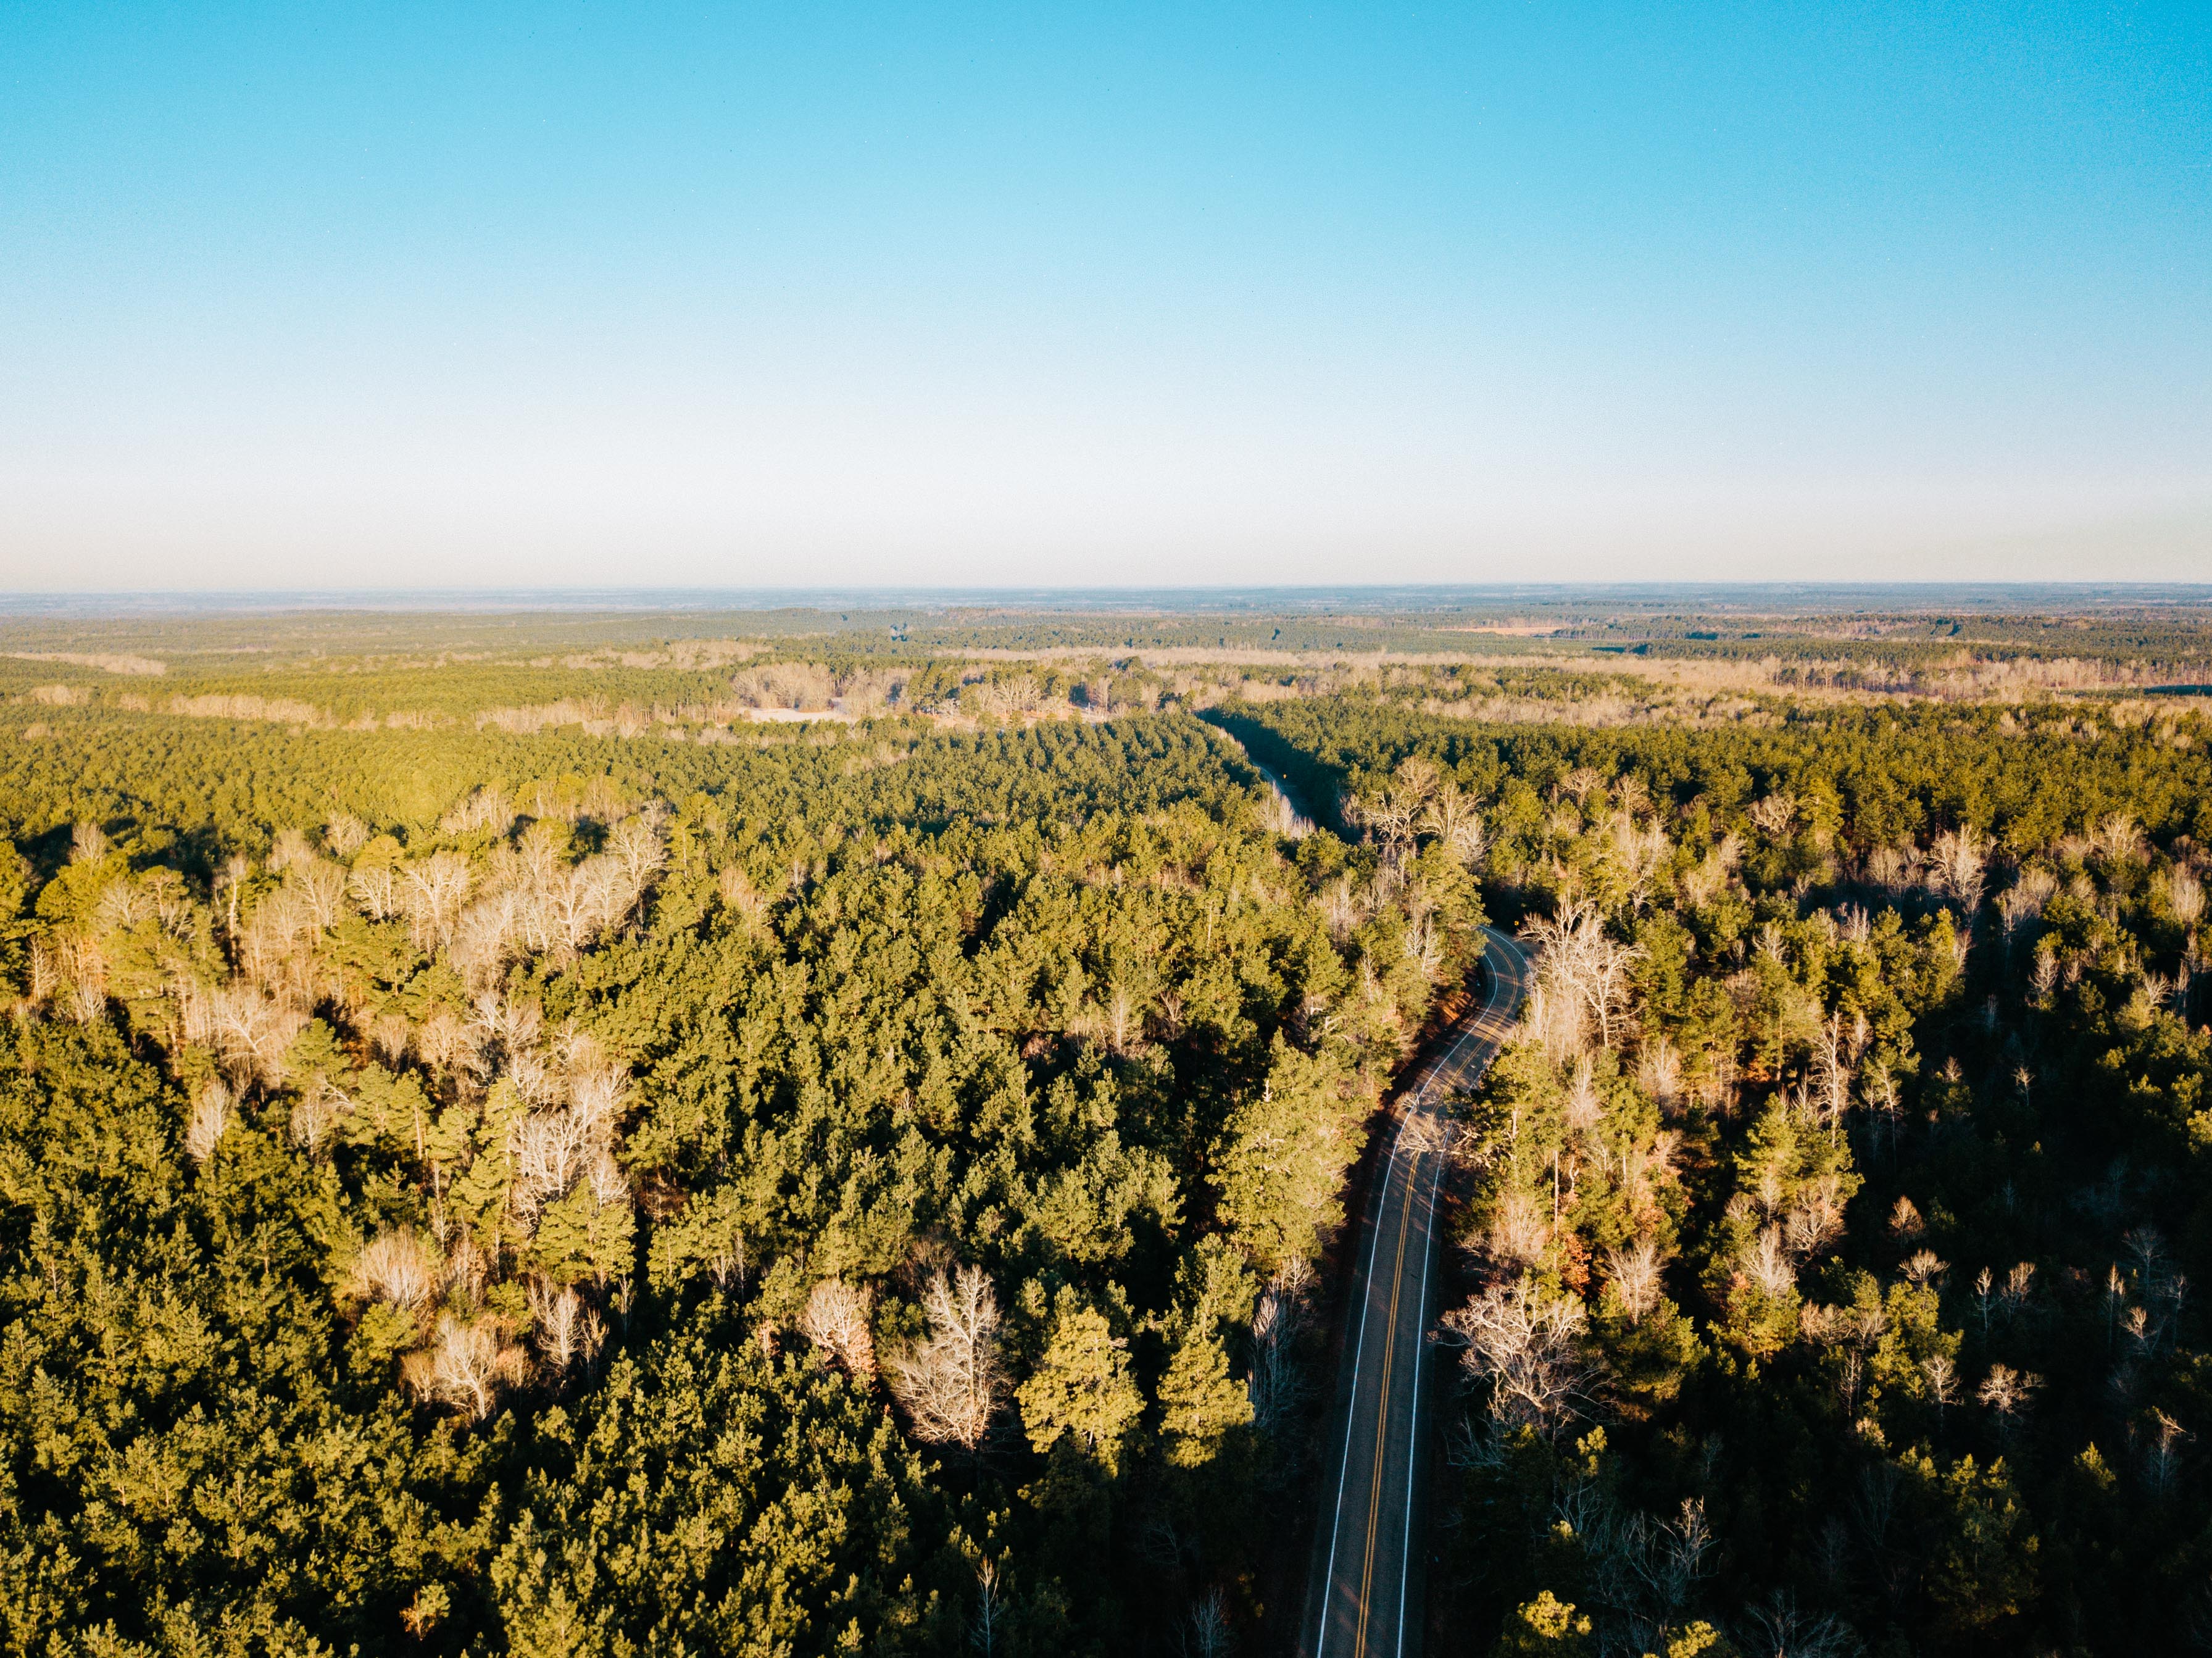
[
  {"x1": 3, "y1": 612, "x2": 2210, "y2": 1655},
  {"x1": 1229, "y1": 692, "x2": 2212, "y2": 1656},
  {"x1": 0, "y1": 693, "x2": 1486, "y2": 1656}
]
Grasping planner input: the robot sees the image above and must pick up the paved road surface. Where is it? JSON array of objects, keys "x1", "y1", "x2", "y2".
[{"x1": 1299, "y1": 925, "x2": 1532, "y2": 1658}]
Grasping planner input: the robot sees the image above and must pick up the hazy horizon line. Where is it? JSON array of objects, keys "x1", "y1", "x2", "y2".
[{"x1": 6, "y1": 580, "x2": 2212, "y2": 622}]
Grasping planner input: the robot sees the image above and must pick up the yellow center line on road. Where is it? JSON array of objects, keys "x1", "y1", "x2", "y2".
[
  {"x1": 1310, "y1": 931, "x2": 1529, "y2": 1658},
  {"x1": 1352, "y1": 1132, "x2": 1420, "y2": 1658}
]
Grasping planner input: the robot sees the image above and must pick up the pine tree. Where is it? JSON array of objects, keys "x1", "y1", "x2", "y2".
[
  {"x1": 1017, "y1": 1296, "x2": 1144, "y2": 1475},
  {"x1": 1210, "y1": 1034, "x2": 1351, "y2": 1271},
  {"x1": 1157, "y1": 1323, "x2": 1252, "y2": 1468}
]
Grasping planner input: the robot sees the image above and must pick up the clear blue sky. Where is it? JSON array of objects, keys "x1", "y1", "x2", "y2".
[{"x1": 2, "y1": 2, "x2": 2206, "y2": 588}]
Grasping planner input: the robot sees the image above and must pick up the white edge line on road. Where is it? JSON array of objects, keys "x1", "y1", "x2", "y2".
[
  {"x1": 1395, "y1": 940, "x2": 1517, "y2": 1655},
  {"x1": 1315, "y1": 1094, "x2": 1410, "y2": 1657},
  {"x1": 1397, "y1": 1139, "x2": 1445, "y2": 1656},
  {"x1": 1315, "y1": 931, "x2": 1499, "y2": 1657},
  {"x1": 1315, "y1": 929, "x2": 1526, "y2": 1658}
]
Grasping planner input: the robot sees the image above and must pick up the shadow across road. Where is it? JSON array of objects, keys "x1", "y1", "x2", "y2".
[{"x1": 1297, "y1": 927, "x2": 1532, "y2": 1658}]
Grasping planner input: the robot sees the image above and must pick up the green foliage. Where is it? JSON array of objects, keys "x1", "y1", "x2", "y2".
[
  {"x1": 0, "y1": 1019, "x2": 494, "y2": 1656},
  {"x1": 1258, "y1": 689, "x2": 2212, "y2": 1656},
  {"x1": 6, "y1": 616, "x2": 2210, "y2": 1654},
  {"x1": 1016, "y1": 1296, "x2": 1144, "y2": 1475},
  {"x1": 1496, "y1": 1589, "x2": 1594, "y2": 1655},
  {"x1": 0, "y1": 685, "x2": 1441, "y2": 1653},
  {"x1": 1209, "y1": 1035, "x2": 1360, "y2": 1271},
  {"x1": 1155, "y1": 1322, "x2": 1252, "y2": 1470},
  {"x1": 492, "y1": 1305, "x2": 944, "y2": 1657}
]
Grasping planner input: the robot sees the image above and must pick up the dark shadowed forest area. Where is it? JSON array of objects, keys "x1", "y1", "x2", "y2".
[{"x1": 1, "y1": 598, "x2": 2208, "y2": 1657}]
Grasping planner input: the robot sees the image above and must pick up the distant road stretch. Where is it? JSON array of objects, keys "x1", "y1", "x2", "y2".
[{"x1": 1300, "y1": 925, "x2": 1532, "y2": 1658}]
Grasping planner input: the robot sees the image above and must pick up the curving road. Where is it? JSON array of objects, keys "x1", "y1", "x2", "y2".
[{"x1": 1299, "y1": 925, "x2": 1532, "y2": 1658}]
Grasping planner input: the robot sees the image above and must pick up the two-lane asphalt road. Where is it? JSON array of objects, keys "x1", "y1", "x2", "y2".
[{"x1": 1299, "y1": 924, "x2": 1532, "y2": 1658}]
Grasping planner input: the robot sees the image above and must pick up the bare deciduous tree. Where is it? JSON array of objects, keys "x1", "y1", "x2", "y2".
[
  {"x1": 510, "y1": 1109, "x2": 592, "y2": 1223},
  {"x1": 1315, "y1": 872, "x2": 1366, "y2": 943},
  {"x1": 1889, "y1": 1196, "x2": 1924, "y2": 1241},
  {"x1": 1783, "y1": 1177, "x2": 1848, "y2": 1260},
  {"x1": 399, "y1": 851, "x2": 475, "y2": 948},
  {"x1": 1997, "y1": 865, "x2": 2057, "y2": 948},
  {"x1": 1679, "y1": 833, "x2": 1742, "y2": 908},
  {"x1": 1345, "y1": 786, "x2": 1420, "y2": 871},
  {"x1": 800, "y1": 1276, "x2": 879, "y2": 1382},
  {"x1": 1603, "y1": 812, "x2": 1673, "y2": 912},
  {"x1": 291, "y1": 1077, "x2": 352, "y2": 1151},
  {"x1": 1442, "y1": 1277, "x2": 1594, "y2": 1438},
  {"x1": 569, "y1": 1062, "x2": 626, "y2": 1137},
  {"x1": 30, "y1": 932, "x2": 110, "y2": 1025},
  {"x1": 607, "y1": 811, "x2": 668, "y2": 899},
  {"x1": 2160, "y1": 862, "x2": 2205, "y2": 927},
  {"x1": 1745, "y1": 1226, "x2": 1797, "y2": 1299},
  {"x1": 448, "y1": 891, "x2": 523, "y2": 990},
  {"x1": 2029, "y1": 941, "x2": 2061, "y2": 1002},
  {"x1": 969, "y1": 1557, "x2": 1005, "y2": 1657},
  {"x1": 1929, "y1": 826, "x2": 1989, "y2": 918},
  {"x1": 1563, "y1": 1056, "x2": 1604, "y2": 1136},
  {"x1": 1747, "y1": 792, "x2": 1798, "y2": 842},
  {"x1": 1923, "y1": 1353, "x2": 1961, "y2": 1430},
  {"x1": 1486, "y1": 1188, "x2": 1553, "y2": 1271},
  {"x1": 718, "y1": 864, "x2": 770, "y2": 930},
  {"x1": 1527, "y1": 897, "x2": 1643, "y2": 1051},
  {"x1": 1976, "y1": 1364, "x2": 2040, "y2": 1441},
  {"x1": 528, "y1": 1277, "x2": 605, "y2": 1372},
  {"x1": 141, "y1": 867, "x2": 193, "y2": 936},
  {"x1": 414, "y1": 1007, "x2": 478, "y2": 1076},
  {"x1": 349, "y1": 862, "x2": 399, "y2": 921},
  {"x1": 440, "y1": 785, "x2": 516, "y2": 838},
  {"x1": 178, "y1": 979, "x2": 309, "y2": 1088},
  {"x1": 1637, "y1": 1037, "x2": 1682, "y2": 1110},
  {"x1": 2092, "y1": 812, "x2": 2145, "y2": 865},
  {"x1": 352, "y1": 1227, "x2": 444, "y2": 1310},
  {"x1": 91, "y1": 881, "x2": 148, "y2": 935},
  {"x1": 1521, "y1": 983, "x2": 1586, "y2": 1060},
  {"x1": 1564, "y1": 1490, "x2": 1716, "y2": 1647},
  {"x1": 266, "y1": 827, "x2": 315, "y2": 873},
  {"x1": 185, "y1": 1081, "x2": 233, "y2": 1165},
  {"x1": 2145, "y1": 1407, "x2": 2189, "y2": 1496},
  {"x1": 887, "y1": 1265, "x2": 1007, "y2": 1452},
  {"x1": 1900, "y1": 1249, "x2": 1947, "y2": 1286},
  {"x1": 325, "y1": 812, "x2": 372, "y2": 859},
  {"x1": 402, "y1": 1314, "x2": 530, "y2": 1420},
  {"x1": 288, "y1": 857, "x2": 349, "y2": 931},
  {"x1": 1605, "y1": 1238, "x2": 1665, "y2": 1325},
  {"x1": 1247, "y1": 1257, "x2": 1315, "y2": 1438},
  {"x1": 1180, "y1": 1588, "x2": 1233, "y2": 1658},
  {"x1": 1424, "y1": 780, "x2": 1487, "y2": 868},
  {"x1": 1811, "y1": 1012, "x2": 1865, "y2": 1127},
  {"x1": 1104, "y1": 980, "x2": 1139, "y2": 1054},
  {"x1": 1861, "y1": 842, "x2": 1915, "y2": 895},
  {"x1": 1739, "y1": 1591, "x2": 1856, "y2": 1658}
]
